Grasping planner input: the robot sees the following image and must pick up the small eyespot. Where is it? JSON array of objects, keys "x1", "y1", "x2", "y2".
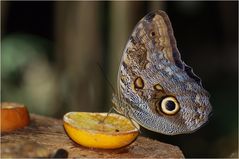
[
  {"x1": 154, "y1": 84, "x2": 163, "y2": 91},
  {"x1": 134, "y1": 77, "x2": 144, "y2": 89},
  {"x1": 156, "y1": 96, "x2": 180, "y2": 115},
  {"x1": 150, "y1": 31, "x2": 156, "y2": 37}
]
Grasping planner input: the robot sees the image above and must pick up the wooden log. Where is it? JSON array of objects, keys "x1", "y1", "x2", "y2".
[{"x1": 1, "y1": 114, "x2": 184, "y2": 158}]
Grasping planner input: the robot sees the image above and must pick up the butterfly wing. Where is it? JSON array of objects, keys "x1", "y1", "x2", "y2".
[{"x1": 115, "y1": 10, "x2": 212, "y2": 135}]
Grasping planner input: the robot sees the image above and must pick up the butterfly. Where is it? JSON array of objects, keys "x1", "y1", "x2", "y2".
[{"x1": 112, "y1": 10, "x2": 212, "y2": 135}]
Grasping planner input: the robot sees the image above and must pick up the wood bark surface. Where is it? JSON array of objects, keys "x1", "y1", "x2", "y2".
[{"x1": 1, "y1": 114, "x2": 184, "y2": 158}]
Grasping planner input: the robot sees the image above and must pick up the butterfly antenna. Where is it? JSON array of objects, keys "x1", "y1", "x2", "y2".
[
  {"x1": 97, "y1": 62, "x2": 116, "y2": 94},
  {"x1": 99, "y1": 106, "x2": 115, "y2": 124},
  {"x1": 96, "y1": 63, "x2": 117, "y2": 123}
]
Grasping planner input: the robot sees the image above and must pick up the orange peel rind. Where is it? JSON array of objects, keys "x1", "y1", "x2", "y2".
[{"x1": 0, "y1": 102, "x2": 30, "y2": 132}]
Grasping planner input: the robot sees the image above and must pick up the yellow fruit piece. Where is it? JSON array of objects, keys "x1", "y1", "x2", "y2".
[{"x1": 63, "y1": 112, "x2": 139, "y2": 149}]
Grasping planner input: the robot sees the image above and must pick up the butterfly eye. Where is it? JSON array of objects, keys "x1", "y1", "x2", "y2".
[{"x1": 157, "y1": 96, "x2": 180, "y2": 115}]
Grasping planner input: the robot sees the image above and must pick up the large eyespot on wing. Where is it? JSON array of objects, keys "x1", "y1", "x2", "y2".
[{"x1": 156, "y1": 96, "x2": 180, "y2": 115}]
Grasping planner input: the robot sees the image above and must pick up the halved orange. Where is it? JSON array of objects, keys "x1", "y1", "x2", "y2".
[
  {"x1": 0, "y1": 102, "x2": 30, "y2": 132},
  {"x1": 63, "y1": 112, "x2": 139, "y2": 149}
]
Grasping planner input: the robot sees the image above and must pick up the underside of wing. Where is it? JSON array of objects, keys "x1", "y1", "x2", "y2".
[
  {"x1": 115, "y1": 10, "x2": 211, "y2": 135},
  {"x1": 117, "y1": 10, "x2": 202, "y2": 93}
]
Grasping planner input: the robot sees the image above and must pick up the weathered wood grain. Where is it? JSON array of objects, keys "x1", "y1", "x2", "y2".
[{"x1": 1, "y1": 114, "x2": 184, "y2": 158}]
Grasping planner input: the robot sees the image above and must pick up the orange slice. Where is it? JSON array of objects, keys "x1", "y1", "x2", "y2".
[
  {"x1": 63, "y1": 112, "x2": 139, "y2": 149},
  {"x1": 0, "y1": 102, "x2": 30, "y2": 132}
]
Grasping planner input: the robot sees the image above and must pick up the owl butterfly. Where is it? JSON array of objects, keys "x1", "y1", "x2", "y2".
[{"x1": 112, "y1": 10, "x2": 212, "y2": 135}]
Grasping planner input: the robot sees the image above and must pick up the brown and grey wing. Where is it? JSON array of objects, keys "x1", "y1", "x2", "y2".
[
  {"x1": 117, "y1": 10, "x2": 202, "y2": 95},
  {"x1": 115, "y1": 10, "x2": 211, "y2": 135}
]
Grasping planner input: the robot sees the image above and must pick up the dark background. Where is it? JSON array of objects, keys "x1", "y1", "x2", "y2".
[{"x1": 1, "y1": 1, "x2": 238, "y2": 158}]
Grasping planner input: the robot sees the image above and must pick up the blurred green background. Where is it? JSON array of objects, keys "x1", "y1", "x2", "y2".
[{"x1": 1, "y1": 1, "x2": 238, "y2": 158}]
